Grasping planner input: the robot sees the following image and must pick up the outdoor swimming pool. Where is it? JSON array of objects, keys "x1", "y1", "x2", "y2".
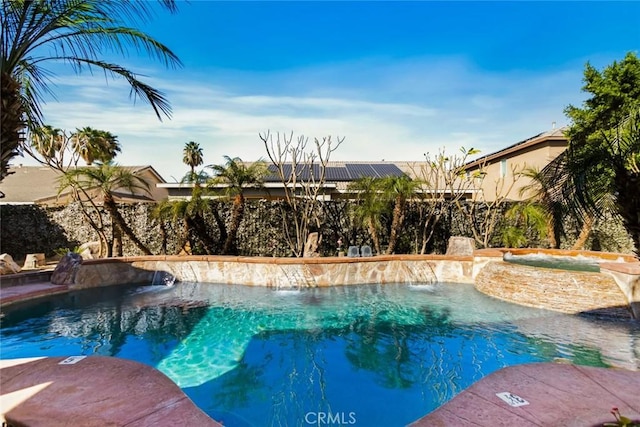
[{"x1": 1, "y1": 282, "x2": 638, "y2": 426}]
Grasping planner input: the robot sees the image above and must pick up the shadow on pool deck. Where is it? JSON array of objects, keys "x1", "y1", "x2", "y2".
[{"x1": 0, "y1": 356, "x2": 221, "y2": 427}]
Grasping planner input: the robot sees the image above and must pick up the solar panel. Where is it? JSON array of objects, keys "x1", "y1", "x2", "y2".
[
  {"x1": 325, "y1": 166, "x2": 350, "y2": 181},
  {"x1": 291, "y1": 164, "x2": 320, "y2": 181},
  {"x1": 265, "y1": 163, "x2": 405, "y2": 182},
  {"x1": 371, "y1": 164, "x2": 405, "y2": 178},
  {"x1": 263, "y1": 164, "x2": 280, "y2": 182},
  {"x1": 325, "y1": 167, "x2": 338, "y2": 180},
  {"x1": 263, "y1": 164, "x2": 296, "y2": 182},
  {"x1": 345, "y1": 164, "x2": 377, "y2": 179}
]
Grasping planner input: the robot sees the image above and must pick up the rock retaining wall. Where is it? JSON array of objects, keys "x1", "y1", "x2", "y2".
[{"x1": 50, "y1": 249, "x2": 639, "y2": 319}]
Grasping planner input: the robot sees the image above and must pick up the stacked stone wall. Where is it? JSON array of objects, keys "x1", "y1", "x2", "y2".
[{"x1": 0, "y1": 200, "x2": 635, "y2": 260}]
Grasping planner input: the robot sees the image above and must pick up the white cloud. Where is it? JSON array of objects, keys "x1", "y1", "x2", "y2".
[{"x1": 21, "y1": 55, "x2": 586, "y2": 181}]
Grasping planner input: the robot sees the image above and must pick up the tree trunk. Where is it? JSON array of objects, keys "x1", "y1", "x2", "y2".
[
  {"x1": 615, "y1": 169, "x2": 640, "y2": 256},
  {"x1": 547, "y1": 220, "x2": 557, "y2": 249},
  {"x1": 104, "y1": 196, "x2": 152, "y2": 255},
  {"x1": 368, "y1": 218, "x2": 381, "y2": 255},
  {"x1": 158, "y1": 221, "x2": 168, "y2": 255},
  {"x1": 386, "y1": 197, "x2": 404, "y2": 254},
  {"x1": 571, "y1": 215, "x2": 594, "y2": 250},
  {"x1": 223, "y1": 194, "x2": 244, "y2": 255},
  {"x1": 113, "y1": 225, "x2": 123, "y2": 257},
  {"x1": 212, "y1": 204, "x2": 228, "y2": 246},
  {"x1": 0, "y1": 72, "x2": 24, "y2": 182},
  {"x1": 179, "y1": 218, "x2": 192, "y2": 255}
]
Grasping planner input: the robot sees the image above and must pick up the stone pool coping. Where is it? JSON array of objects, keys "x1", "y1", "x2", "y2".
[{"x1": 2, "y1": 250, "x2": 639, "y2": 317}]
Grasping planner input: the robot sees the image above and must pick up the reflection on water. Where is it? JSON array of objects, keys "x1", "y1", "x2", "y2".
[{"x1": 1, "y1": 282, "x2": 638, "y2": 427}]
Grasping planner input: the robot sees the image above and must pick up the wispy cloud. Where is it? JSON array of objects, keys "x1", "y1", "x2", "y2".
[{"x1": 29, "y1": 55, "x2": 586, "y2": 181}]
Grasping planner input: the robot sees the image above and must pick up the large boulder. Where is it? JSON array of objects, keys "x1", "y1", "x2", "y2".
[
  {"x1": 51, "y1": 253, "x2": 83, "y2": 286},
  {"x1": 303, "y1": 232, "x2": 321, "y2": 257},
  {"x1": 445, "y1": 236, "x2": 476, "y2": 256},
  {"x1": 0, "y1": 253, "x2": 21, "y2": 275},
  {"x1": 78, "y1": 241, "x2": 101, "y2": 260}
]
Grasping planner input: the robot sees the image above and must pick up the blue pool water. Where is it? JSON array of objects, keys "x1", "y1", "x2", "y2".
[{"x1": 1, "y1": 282, "x2": 638, "y2": 426}]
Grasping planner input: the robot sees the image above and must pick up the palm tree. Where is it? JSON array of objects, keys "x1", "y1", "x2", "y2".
[
  {"x1": 0, "y1": 0, "x2": 181, "y2": 182},
  {"x1": 182, "y1": 141, "x2": 204, "y2": 183},
  {"x1": 348, "y1": 177, "x2": 384, "y2": 255},
  {"x1": 152, "y1": 187, "x2": 218, "y2": 255},
  {"x1": 379, "y1": 175, "x2": 421, "y2": 254},
  {"x1": 31, "y1": 125, "x2": 65, "y2": 162},
  {"x1": 565, "y1": 110, "x2": 640, "y2": 253},
  {"x1": 208, "y1": 156, "x2": 268, "y2": 254},
  {"x1": 71, "y1": 127, "x2": 121, "y2": 165},
  {"x1": 517, "y1": 167, "x2": 565, "y2": 248},
  {"x1": 501, "y1": 202, "x2": 548, "y2": 248},
  {"x1": 59, "y1": 163, "x2": 153, "y2": 256}
]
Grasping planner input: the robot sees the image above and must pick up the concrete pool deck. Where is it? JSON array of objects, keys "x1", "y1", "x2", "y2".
[
  {"x1": 0, "y1": 356, "x2": 220, "y2": 426},
  {"x1": 1, "y1": 251, "x2": 639, "y2": 426},
  {"x1": 410, "y1": 363, "x2": 640, "y2": 426}
]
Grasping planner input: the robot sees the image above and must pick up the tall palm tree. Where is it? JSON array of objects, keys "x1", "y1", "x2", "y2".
[
  {"x1": 208, "y1": 156, "x2": 268, "y2": 254},
  {"x1": 59, "y1": 163, "x2": 153, "y2": 256},
  {"x1": 0, "y1": 0, "x2": 181, "y2": 181},
  {"x1": 182, "y1": 141, "x2": 204, "y2": 183},
  {"x1": 71, "y1": 127, "x2": 121, "y2": 165},
  {"x1": 31, "y1": 125, "x2": 65, "y2": 162},
  {"x1": 379, "y1": 175, "x2": 421, "y2": 254},
  {"x1": 348, "y1": 176, "x2": 384, "y2": 255}
]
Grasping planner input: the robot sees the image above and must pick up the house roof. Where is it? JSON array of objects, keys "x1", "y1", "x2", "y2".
[
  {"x1": 0, "y1": 164, "x2": 166, "y2": 204},
  {"x1": 263, "y1": 162, "x2": 406, "y2": 182},
  {"x1": 462, "y1": 127, "x2": 568, "y2": 170}
]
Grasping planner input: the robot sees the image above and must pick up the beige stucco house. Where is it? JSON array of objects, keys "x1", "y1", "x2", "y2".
[
  {"x1": 461, "y1": 127, "x2": 568, "y2": 201},
  {"x1": 0, "y1": 165, "x2": 168, "y2": 206}
]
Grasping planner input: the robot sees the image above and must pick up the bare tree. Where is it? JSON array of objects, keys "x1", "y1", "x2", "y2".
[
  {"x1": 260, "y1": 131, "x2": 343, "y2": 257},
  {"x1": 454, "y1": 161, "x2": 522, "y2": 248},
  {"x1": 409, "y1": 147, "x2": 480, "y2": 254}
]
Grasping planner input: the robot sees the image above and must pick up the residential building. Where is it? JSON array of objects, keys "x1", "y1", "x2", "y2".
[
  {"x1": 461, "y1": 127, "x2": 568, "y2": 201},
  {"x1": 159, "y1": 162, "x2": 412, "y2": 201},
  {"x1": 0, "y1": 165, "x2": 168, "y2": 205},
  {"x1": 160, "y1": 127, "x2": 568, "y2": 203}
]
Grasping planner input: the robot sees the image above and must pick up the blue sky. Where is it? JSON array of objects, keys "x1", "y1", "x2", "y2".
[{"x1": 25, "y1": 1, "x2": 640, "y2": 181}]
